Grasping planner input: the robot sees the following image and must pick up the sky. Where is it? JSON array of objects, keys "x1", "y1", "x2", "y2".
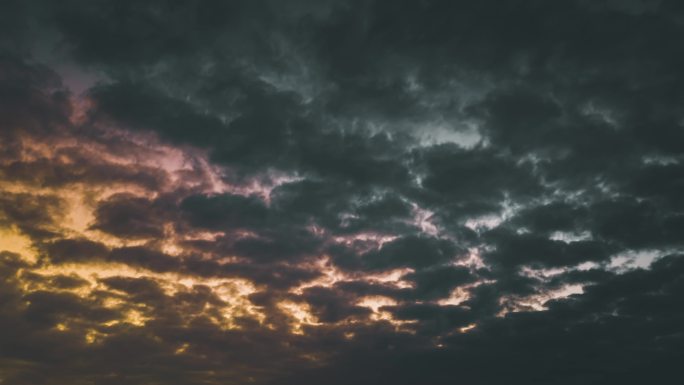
[{"x1": 0, "y1": 1, "x2": 683, "y2": 384}]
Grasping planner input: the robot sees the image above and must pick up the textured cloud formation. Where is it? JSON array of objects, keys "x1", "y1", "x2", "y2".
[{"x1": 1, "y1": 1, "x2": 683, "y2": 384}]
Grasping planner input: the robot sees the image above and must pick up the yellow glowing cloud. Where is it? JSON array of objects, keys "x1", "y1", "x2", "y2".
[
  {"x1": 31, "y1": 261, "x2": 266, "y2": 330},
  {"x1": 0, "y1": 226, "x2": 37, "y2": 263},
  {"x1": 458, "y1": 323, "x2": 477, "y2": 333},
  {"x1": 278, "y1": 300, "x2": 321, "y2": 334},
  {"x1": 355, "y1": 296, "x2": 417, "y2": 331},
  {"x1": 1, "y1": 125, "x2": 435, "y2": 345},
  {"x1": 292, "y1": 256, "x2": 414, "y2": 295}
]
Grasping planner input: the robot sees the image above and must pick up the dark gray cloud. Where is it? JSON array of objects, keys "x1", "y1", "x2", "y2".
[{"x1": 1, "y1": 0, "x2": 684, "y2": 384}]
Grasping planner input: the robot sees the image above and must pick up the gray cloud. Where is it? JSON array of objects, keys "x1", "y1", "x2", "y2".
[{"x1": 1, "y1": 1, "x2": 684, "y2": 384}]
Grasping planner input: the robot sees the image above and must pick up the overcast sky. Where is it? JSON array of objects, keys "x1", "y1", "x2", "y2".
[{"x1": 1, "y1": 1, "x2": 683, "y2": 384}]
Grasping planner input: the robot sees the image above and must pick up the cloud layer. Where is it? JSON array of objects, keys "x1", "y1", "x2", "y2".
[{"x1": 1, "y1": 1, "x2": 683, "y2": 384}]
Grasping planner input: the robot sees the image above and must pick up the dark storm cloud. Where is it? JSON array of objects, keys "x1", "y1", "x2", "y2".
[
  {"x1": 403, "y1": 265, "x2": 474, "y2": 300},
  {"x1": 274, "y1": 254, "x2": 684, "y2": 385},
  {"x1": 0, "y1": 192, "x2": 64, "y2": 240},
  {"x1": 181, "y1": 193, "x2": 270, "y2": 231},
  {"x1": 387, "y1": 303, "x2": 473, "y2": 333},
  {"x1": 299, "y1": 286, "x2": 371, "y2": 323},
  {"x1": 92, "y1": 194, "x2": 170, "y2": 239},
  {"x1": 1, "y1": 153, "x2": 168, "y2": 190},
  {"x1": 415, "y1": 144, "x2": 541, "y2": 205},
  {"x1": 351, "y1": 235, "x2": 464, "y2": 271},
  {"x1": 2, "y1": 0, "x2": 684, "y2": 384},
  {"x1": 0, "y1": 56, "x2": 68, "y2": 137},
  {"x1": 226, "y1": 261, "x2": 322, "y2": 289},
  {"x1": 88, "y1": 82, "x2": 228, "y2": 148},
  {"x1": 512, "y1": 201, "x2": 589, "y2": 235},
  {"x1": 91, "y1": 79, "x2": 413, "y2": 184},
  {"x1": 483, "y1": 228, "x2": 616, "y2": 269},
  {"x1": 99, "y1": 276, "x2": 167, "y2": 303},
  {"x1": 44, "y1": 238, "x2": 109, "y2": 264},
  {"x1": 269, "y1": 179, "x2": 417, "y2": 233},
  {"x1": 109, "y1": 246, "x2": 181, "y2": 273}
]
